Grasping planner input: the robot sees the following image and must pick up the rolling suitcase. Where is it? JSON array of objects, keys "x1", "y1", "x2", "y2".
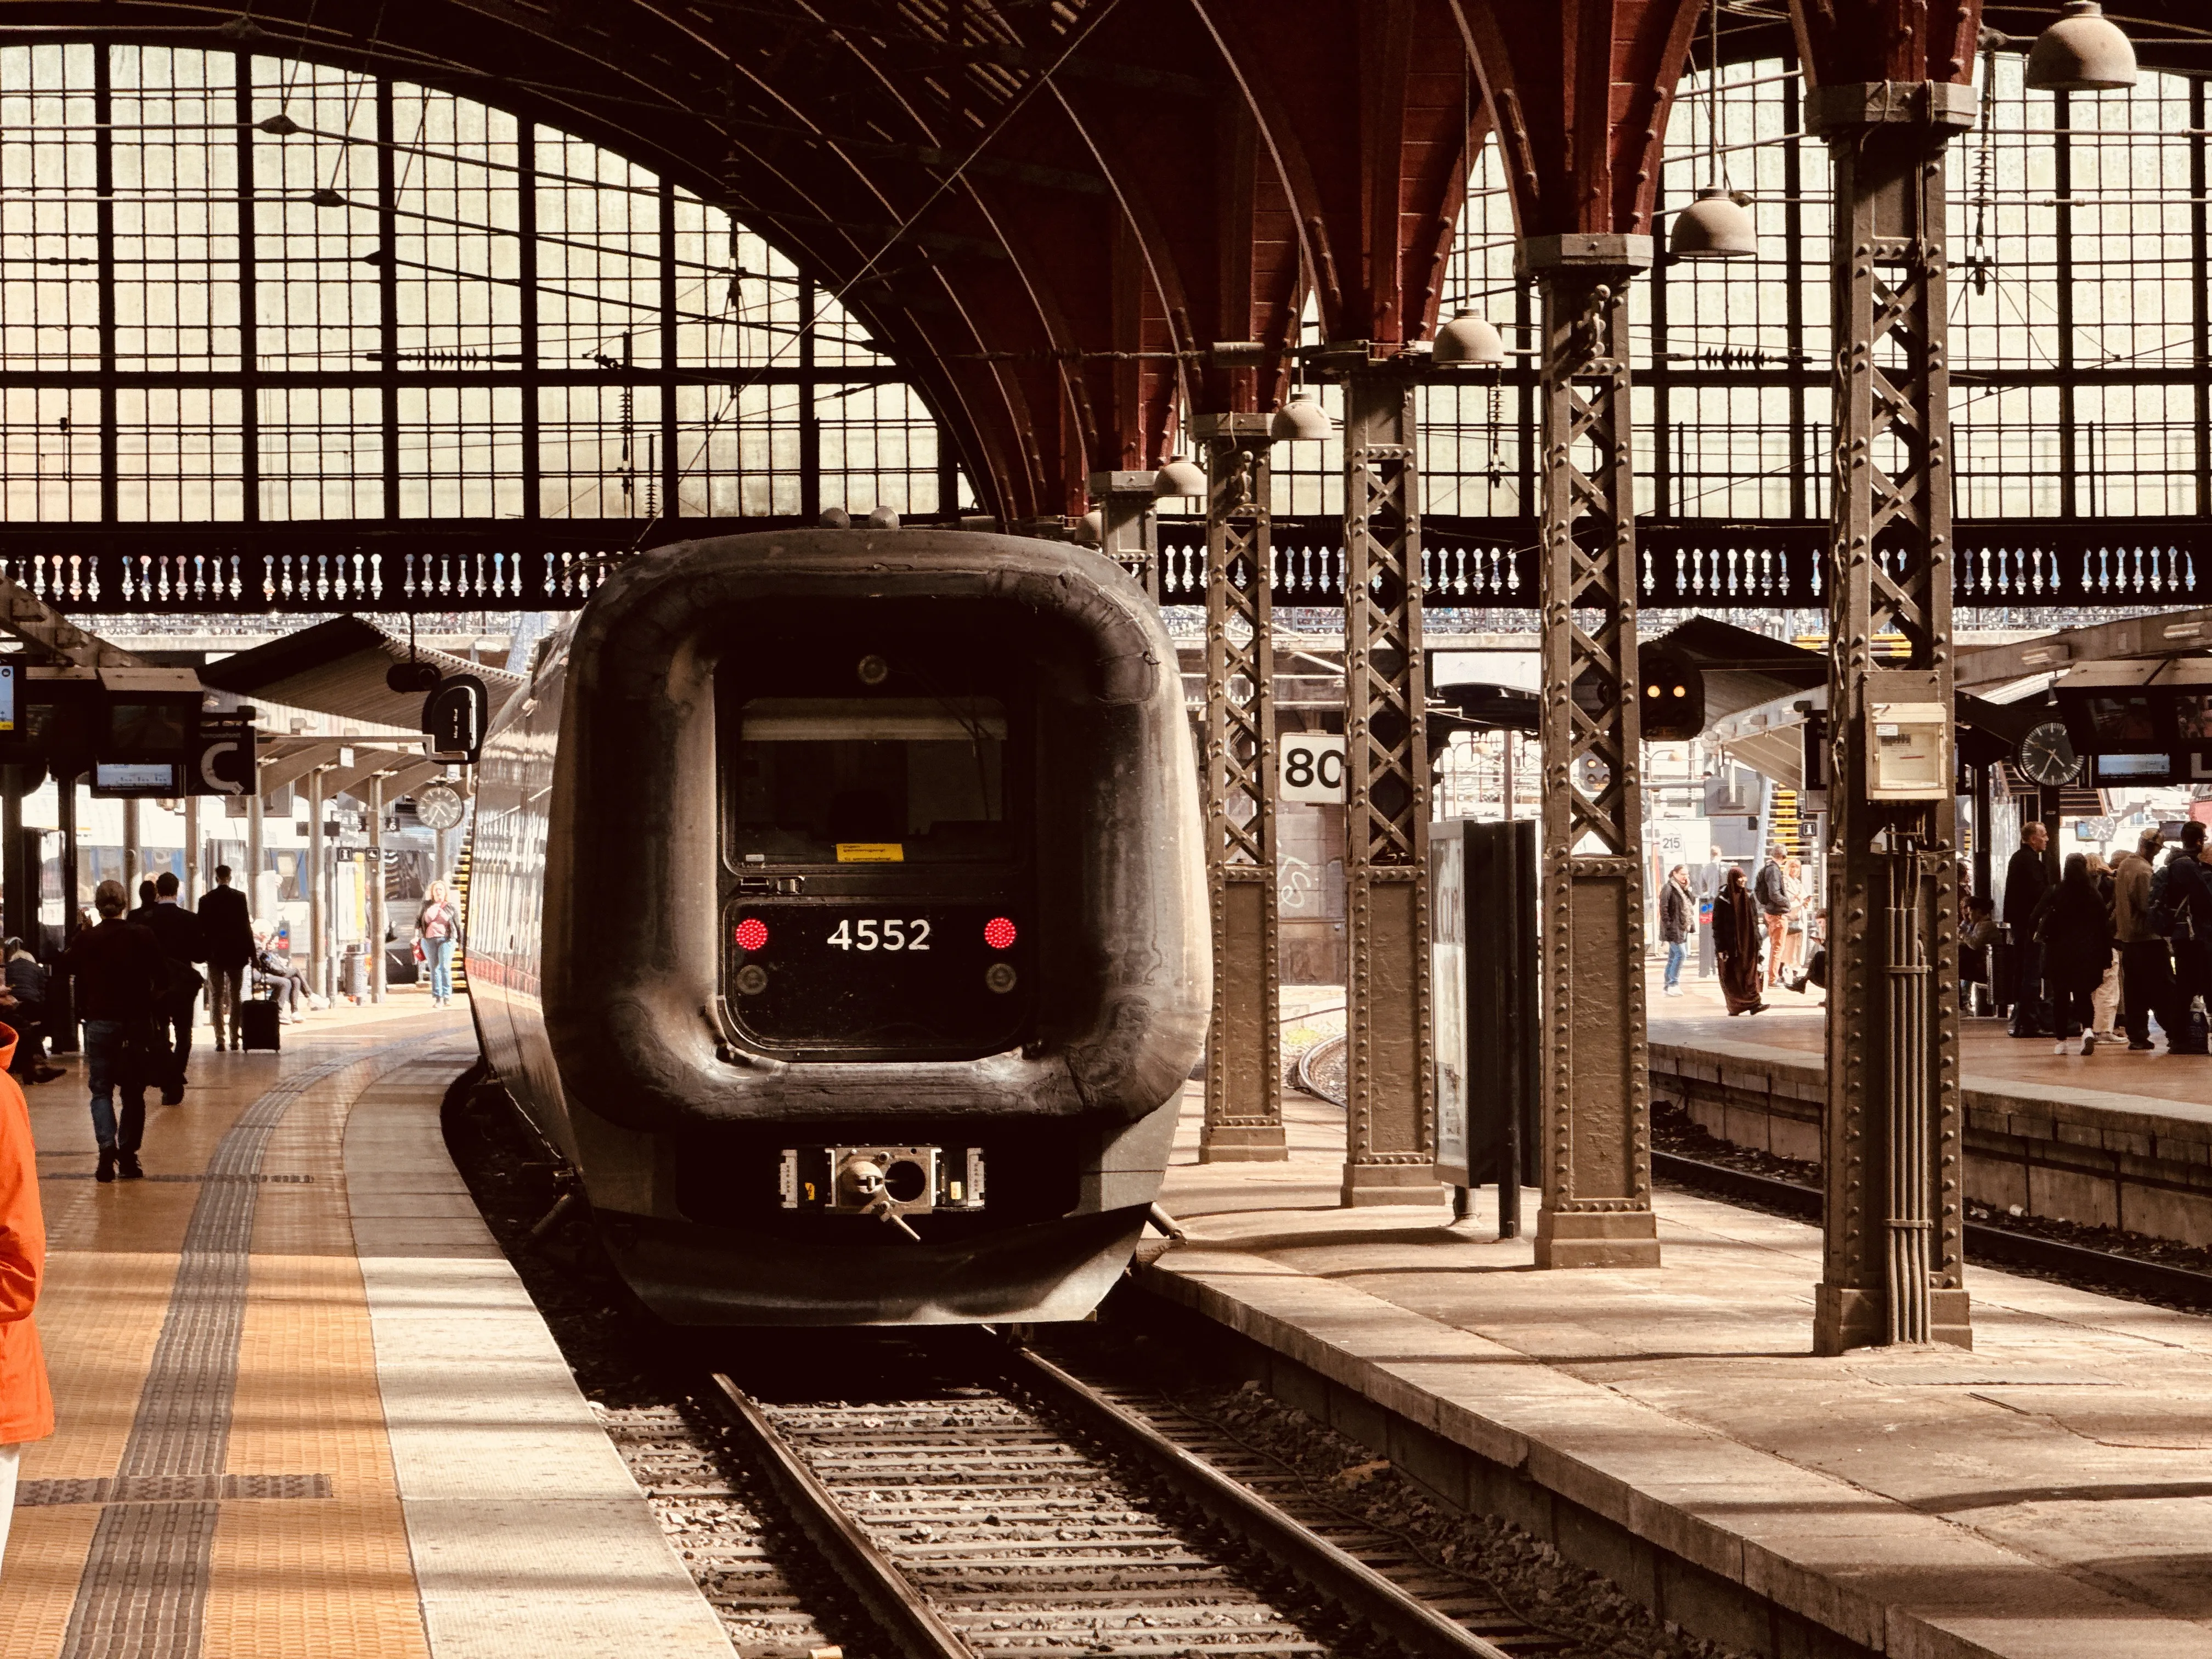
[{"x1": 239, "y1": 996, "x2": 281, "y2": 1052}]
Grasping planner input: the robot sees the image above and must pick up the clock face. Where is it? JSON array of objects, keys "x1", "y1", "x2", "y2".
[
  {"x1": 413, "y1": 782, "x2": 466, "y2": 831},
  {"x1": 2018, "y1": 720, "x2": 2083, "y2": 787}
]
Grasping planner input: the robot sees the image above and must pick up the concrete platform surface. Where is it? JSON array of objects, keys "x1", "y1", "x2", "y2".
[
  {"x1": 1, "y1": 1003, "x2": 734, "y2": 1658},
  {"x1": 1151, "y1": 1086, "x2": 2212, "y2": 1659},
  {"x1": 1652, "y1": 960, "x2": 2212, "y2": 1116}
]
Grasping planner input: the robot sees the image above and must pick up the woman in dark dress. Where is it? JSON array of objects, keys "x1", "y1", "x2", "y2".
[
  {"x1": 1712, "y1": 865, "x2": 1767, "y2": 1015},
  {"x1": 2033, "y1": 851, "x2": 2115, "y2": 1056}
]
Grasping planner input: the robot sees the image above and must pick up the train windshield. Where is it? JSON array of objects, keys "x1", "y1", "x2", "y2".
[{"x1": 732, "y1": 697, "x2": 1009, "y2": 863}]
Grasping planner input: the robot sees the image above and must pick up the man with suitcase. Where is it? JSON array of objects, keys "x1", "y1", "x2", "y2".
[{"x1": 199, "y1": 866, "x2": 255, "y2": 1052}]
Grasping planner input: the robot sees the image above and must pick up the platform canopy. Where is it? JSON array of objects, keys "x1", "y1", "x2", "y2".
[{"x1": 200, "y1": 617, "x2": 523, "y2": 732}]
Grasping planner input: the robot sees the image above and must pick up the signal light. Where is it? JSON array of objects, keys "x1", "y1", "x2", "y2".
[
  {"x1": 983, "y1": 916, "x2": 1017, "y2": 951},
  {"x1": 734, "y1": 917, "x2": 769, "y2": 952}
]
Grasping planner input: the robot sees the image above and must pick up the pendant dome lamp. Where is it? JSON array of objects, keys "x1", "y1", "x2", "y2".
[
  {"x1": 1272, "y1": 227, "x2": 1338, "y2": 443},
  {"x1": 1270, "y1": 390, "x2": 1335, "y2": 442},
  {"x1": 1431, "y1": 309, "x2": 1506, "y2": 368},
  {"x1": 1152, "y1": 452, "x2": 1207, "y2": 499},
  {"x1": 2025, "y1": 2, "x2": 2137, "y2": 92},
  {"x1": 1669, "y1": 0, "x2": 1756, "y2": 261}
]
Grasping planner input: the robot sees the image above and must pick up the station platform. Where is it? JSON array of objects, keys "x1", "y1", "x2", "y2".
[
  {"x1": 1649, "y1": 969, "x2": 2212, "y2": 1245},
  {"x1": 0, "y1": 998, "x2": 734, "y2": 1658},
  {"x1": 1149, "y1": 1086, "x2": 2212, "y2": 1659}
]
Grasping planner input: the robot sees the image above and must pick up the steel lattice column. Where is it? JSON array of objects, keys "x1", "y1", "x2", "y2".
[
  {"x1": 1196, "y1": 412, "x2": 1287, "y2": 1161},
  {"x1": 1329, "y1": 353, "x2": 1438, "y2": 1207},
  {"x1": 1809, "y1": 82, "x2": 1977, "y2": 1354},
  {"x1": 1527, "y1": 240, "x2": 1661, "y2": 1269}
]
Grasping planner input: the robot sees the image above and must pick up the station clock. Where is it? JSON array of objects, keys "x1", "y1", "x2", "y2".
[{"x1": 2016, "y1": 720, "x2": 2084, "y2": 787}]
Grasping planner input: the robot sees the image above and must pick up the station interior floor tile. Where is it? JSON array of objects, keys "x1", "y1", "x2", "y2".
[{"x1": 1, "y1": 991, "x2": 736, "y2": 1659}]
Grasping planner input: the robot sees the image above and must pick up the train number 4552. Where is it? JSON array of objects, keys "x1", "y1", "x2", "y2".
[{"x1": 826, "y1": 918, "x2": 933, "y2": 951}]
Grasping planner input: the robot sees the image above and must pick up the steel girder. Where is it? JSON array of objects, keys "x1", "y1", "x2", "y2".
[
  {"x1": 1529, "y1": 258, "x2": 1660, "y2": 1268},
  {"x1": 1192, "y1": 0, "x2": 1482, "y2": 347},
  {"x1": 1334, "y1": 355, "x2": 1437, "y2": 1206},
  {"x1": 1197, "y1": 412, "x2": 1285, "y2": 1164},
  {"x1": 1451, "y1": 0, "x2": 1703, "y2": 1263},
  {"x1": 1194, "y1": 1, "x2": 1493, "y2": 1207},
  {"x1": 1807, "y1": 76, "x2": 1979, "y2": 1354}
]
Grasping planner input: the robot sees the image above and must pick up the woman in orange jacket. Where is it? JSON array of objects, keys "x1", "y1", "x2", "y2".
[{"x1": 0, "y1": 1029, "x2": 52, "y2": 1570}]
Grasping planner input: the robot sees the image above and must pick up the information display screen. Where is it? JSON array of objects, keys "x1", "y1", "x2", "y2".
[
  {"x1": 2093, "y1": 752, "x2": 2175, "y2": 782},
  {"x1": 92, "y1": 760, "x2": 183, "y2": 797}
]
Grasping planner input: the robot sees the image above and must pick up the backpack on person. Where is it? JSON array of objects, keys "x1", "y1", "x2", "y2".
[
  {"x1": 1755, "y1": 861, "x2": 1786, "y2": 912},
  {"x1": 2148, "y1": 859, "x2": 2196, "y2": 941}
]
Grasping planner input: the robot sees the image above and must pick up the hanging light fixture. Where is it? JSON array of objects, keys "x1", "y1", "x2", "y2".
[
  {"x1": 865, "y1": 504, "x2": 901, "y2": 529},
  {"x1": 1431, "y1": 308, "x2": 1506, "y2": 368},
  {"x1": 1074, "y1": 509, "x2": 1104, "y2": 546},
  {"x1": 1269, "y1": 390, "x2": 1334, "y2": 442},
  {"x1": 2025, "y1": 2, "x2": 2138, "y2": 92},
  {"x1": 1152, "y1": 453, "x2": 1206, "y2": 498},
  {"x1": 1669, "y1": 0, "x2": 1756, "y2": 261}
]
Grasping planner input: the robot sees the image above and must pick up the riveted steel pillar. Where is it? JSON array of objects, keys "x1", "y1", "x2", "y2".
[
  {"x1": 1195, "y1": 412, "x2": 1286, "y2": 1161},
  {"x1": 1525, "y1": 238, "x2": 1661, "y2": 1268},
  {"x1": 1809, "y1": 82, "x2": 1976, "y2": 1353},
  {"x1": 1328, "y1": 351, "x2": 1437, "y2": 1207},
  {"x1": 1091, "y1": 469, "x2": 1160, "y2": 600}
]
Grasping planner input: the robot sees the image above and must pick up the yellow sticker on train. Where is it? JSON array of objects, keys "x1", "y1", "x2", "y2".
[{"x1": 836, "y1": 843, "x2": 905, "y2": 863}]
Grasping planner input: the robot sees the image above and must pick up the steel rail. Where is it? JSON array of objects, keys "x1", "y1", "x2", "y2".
[
  {"x1": 1651, "y1": 1149, "x2": 2212, "y2": 1308},
  {"x1": 995, "y1": 1343, "x2": 1519, "y2": 1659},
  {"x1": 707, "y1": 1373, "x2": 974, "y2": 1659}
]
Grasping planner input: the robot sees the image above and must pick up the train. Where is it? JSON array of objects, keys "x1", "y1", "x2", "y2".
[{"x1": 464, "y1": 527, "x2": 1209, "y2": 1324}]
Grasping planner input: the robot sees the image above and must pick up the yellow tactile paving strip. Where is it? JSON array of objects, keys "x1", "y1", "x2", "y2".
[
  {"x1": 2, "y1": 1005, "x2": 469, "y2": 1658},
  {"x1": 208, "y1": 1252, "x2": 427, "y2": 1658}
]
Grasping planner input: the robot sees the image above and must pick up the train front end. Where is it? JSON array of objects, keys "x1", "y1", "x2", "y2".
[{"x1": 543, "y1": 529, "x2": 1206, "y2": 1324}]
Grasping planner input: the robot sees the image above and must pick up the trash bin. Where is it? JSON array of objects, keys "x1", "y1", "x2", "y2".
[{"x1": 342, "y1": 945, "x2": 369, "y2": 1003}]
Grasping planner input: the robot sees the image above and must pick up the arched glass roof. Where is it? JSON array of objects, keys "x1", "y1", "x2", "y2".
[
  {"x1": 1267, "y1": 50, "x2": 2210, "y2": 532},
  {"x1": 0, "y1": 42, "x2": 973, "y2": 529}
]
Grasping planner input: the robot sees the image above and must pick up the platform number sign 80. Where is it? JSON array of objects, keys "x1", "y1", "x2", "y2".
[
  {"x1": 828, "y1": 918, "x2": 932, "y2": 951},
  {"x1": 1279, "y1": 734, "x2": 1346, "y2": 804}
]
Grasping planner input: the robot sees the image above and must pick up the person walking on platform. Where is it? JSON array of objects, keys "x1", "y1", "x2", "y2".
[
  {"x1": 1754, "y1": 848, "x2": 1791, "y2": 989},
  {"x1": 2005, "y1": 821, "x2": 2053, "y2": 1037},
  {"x1": 0, "y1": 1022, "x2": 53, "y2": 1566},
  {"x1": 140, "y1": 873, "x2": 205, "y2": 1105},
  {"x1": 2085, "y1": 852, "x2": 2123, "y2": 1042},
  {"x1": 1659, "y1": 865, "x2": 1694, "y2": 997},
  {"x1": 61, "y1": 879, "x2": 163, "y2": 1182},
  {"x1": 199, "y1": 865, "x2": 254, "y2": 1052},
  {"x1": 418, "y1": 881, "x2": 460, "y2": 1008},
  {"x1": 2113, "y1": 828, "x2": 2176, "y2": 1052},
  {"x1": 2157, "y1": 822, "x2": 2212, "y2": 1053},
  {"x1": 2034, "y1": 853, "x2": 2115, "y2": 1056},
  {"x1": 1712, "y1": 865, "x2": 1767, "y2": 1015}
]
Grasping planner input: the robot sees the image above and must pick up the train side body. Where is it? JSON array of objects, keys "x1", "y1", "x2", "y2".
[{"x1": 467, "y1": 528, "x2": 1207, "y2": 1324}]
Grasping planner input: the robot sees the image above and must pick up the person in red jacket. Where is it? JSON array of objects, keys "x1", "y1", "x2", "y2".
[{"x1": 0, "y1": 1025, "x2": 53, "y2": 1570}]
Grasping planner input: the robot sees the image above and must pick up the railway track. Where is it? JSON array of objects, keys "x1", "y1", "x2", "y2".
[
  {"x1": 1652, "y1": 1148, "x2": 2212, "y2": 1310},
  {"x1": 709, "y1": 1339, "x2": 1576, "y2": 1659}
]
